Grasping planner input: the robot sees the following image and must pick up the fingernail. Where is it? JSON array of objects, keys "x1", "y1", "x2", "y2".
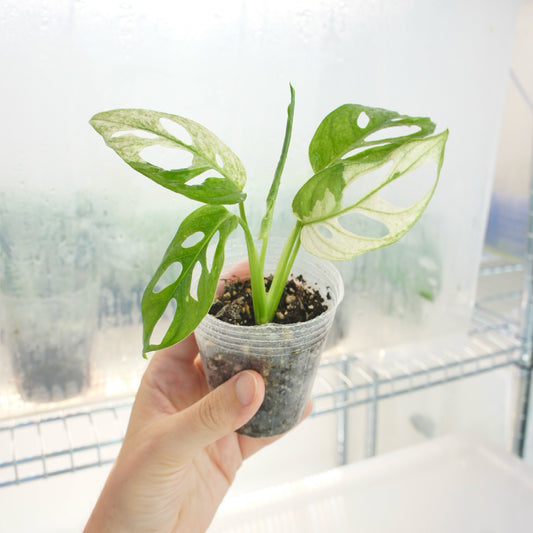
[{"x1": 235, "y1": 371, "x2": 257, "y2": 406}]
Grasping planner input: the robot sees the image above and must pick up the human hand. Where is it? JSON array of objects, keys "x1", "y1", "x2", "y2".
[{"x1": 85, "y1": 261, "x2": 310, "y2": 533}]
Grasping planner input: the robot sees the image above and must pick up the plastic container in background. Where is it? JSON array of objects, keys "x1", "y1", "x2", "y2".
[
  {"x1": 196, "y1": 249, "x2": 344, "y2": 437},
  {"x1": 0, "y1": 284, "x2": 98, "y2": 402}
]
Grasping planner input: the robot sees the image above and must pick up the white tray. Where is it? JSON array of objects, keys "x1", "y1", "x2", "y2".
[{"x1": 209, "y1": 434, "x2": 533, "y2": 532}]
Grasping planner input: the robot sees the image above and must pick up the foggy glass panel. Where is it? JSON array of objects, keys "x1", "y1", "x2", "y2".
[{"x1": 0, "y1": 0, "x2": 518, "y2": 416}]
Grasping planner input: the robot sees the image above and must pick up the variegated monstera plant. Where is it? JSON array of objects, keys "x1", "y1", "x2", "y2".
[{"x1": 90, "y1": 86, "x2": 448, "y2": 355}]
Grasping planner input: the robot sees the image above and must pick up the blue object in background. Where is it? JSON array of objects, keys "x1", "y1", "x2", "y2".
[{"x1": 485, "y1": 193, "x2": 529, "y2": 257}]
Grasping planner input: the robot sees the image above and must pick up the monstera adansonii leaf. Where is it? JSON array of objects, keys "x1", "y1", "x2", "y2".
[
  {"x1": 308, "y1": 103, "x2": 437, "y2": 173},
  {"x1": 141, "y1": 204, "x2": 238, "y2": 354},
  {"x1": 292, "y1": 128, "x2": 449, "y2": 261},
  {"x1": 90, "y1": 109, "x2": 246, "y2": 204}
]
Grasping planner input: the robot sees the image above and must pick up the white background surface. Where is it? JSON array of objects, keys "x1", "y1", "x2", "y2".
[
  {"x1": 2, "y1": 433, "x2": 532, "y2": 532},
  {"x1": 209, "y1": 435, "x2": 533, "y2": 533}
]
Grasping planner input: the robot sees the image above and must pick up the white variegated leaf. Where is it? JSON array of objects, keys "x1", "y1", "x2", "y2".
[
  {"x1": 90, "y1": 109, "x2": 247, "y2": 204},
  {"x1": 300, "y1": 191, "x2": 433, "y2": 260},
  {"x1": 294, "y1": 131, "x2": 448, "y2": 261}
]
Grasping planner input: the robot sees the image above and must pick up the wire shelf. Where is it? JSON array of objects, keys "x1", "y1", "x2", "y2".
[
  {"x1": 0, "y1": 262, "x2": 527, "y2": 488},
  {"x1": 0, "y1": 402, "x2": 132, "y2": 488},
  {"x1": 312, "y1": 308, "x2": 523, "y2": 417}
]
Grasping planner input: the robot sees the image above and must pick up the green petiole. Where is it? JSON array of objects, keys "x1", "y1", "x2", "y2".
[
  {"x1": 263, "y1": 223, "x2": 302, "y2": 323},
  {"x1": 239, "y1": 205, "x2": 302, "y2": 325},
  {"x1": 238, "y1": 203, "x2": 268, "y2": 324}
]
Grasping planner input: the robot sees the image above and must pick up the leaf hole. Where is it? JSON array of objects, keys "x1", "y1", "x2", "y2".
[
  {"x1": 153, "y1": 262, "x2": 183, "y2": 293},
  {"x1": 190, "y1": 261, "x2": 203, "y2": 301},
  {"x1": 343, "y1": 161, "x2": 394, "y2": 208},
  {"x1": 111, "y1": 129, "x2": 159, "y2": 139},
  {"x1": 343, "y1": 143, "x2": 388, "y2": 160},
  {"x1": 186, "y1": 169, "x2": 224, "y2": 186},
  {"x1": 357, "y1": 111, "x2": 370, "y2": 129},
  {"x1": 205, "y1": 231, "x2": 220, "y2": 273},
  {"x1": 339, "y1": 212, "x2": 389, "y2": 239},
  {"x1": 159, "y1": 118, "x2": 193, "y2": 145},
  {"x1": 182, "y1": 231, "x2": 205, "y2": 248},
  {"x1": 150, "y1": 298, "x2": 177, "y2": 346},
  {"x1": 379, "y1": 161, "x2": 437, "y2": 207},
  {"x1": 365, "y1": 125, "x2": 421, "y2": 142},
  {"x1": 317, "y1": 224, "x2": 333, "y2": 239},
  {"x1": 140, "y1": 145, "x2": 193, "y2": 170}
]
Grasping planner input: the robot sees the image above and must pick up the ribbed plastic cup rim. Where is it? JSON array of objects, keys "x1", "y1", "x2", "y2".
[{"x1": 196, "y1": 253, "x2": 344, "y2": 354}]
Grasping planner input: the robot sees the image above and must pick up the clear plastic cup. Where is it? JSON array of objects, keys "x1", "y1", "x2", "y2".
[
  {"x1": 0, "y1": 283, "x2": 98, "y2": 402},
  {"x1": 196, "y1": 246, "x2": 344, "y2": 437}
]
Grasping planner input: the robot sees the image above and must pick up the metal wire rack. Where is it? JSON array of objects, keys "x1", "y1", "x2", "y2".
[
  {"x1": 0, "y1": 258, "x2": 527, "y2": 488},
  {"x1": 313, "y1": 309, "x2": 523, "y2": 418},
  {"x1": 0, "y1": 401, "x2": 132, "y2": 488}
]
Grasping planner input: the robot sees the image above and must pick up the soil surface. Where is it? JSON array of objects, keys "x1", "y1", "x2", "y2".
[{"x1": 209, "y1": 274, "x2": 330, "y2": 325}]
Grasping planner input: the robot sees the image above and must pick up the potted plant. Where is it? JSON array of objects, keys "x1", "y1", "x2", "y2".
[{"x1": 90, "y1": 86, "x2": 448, "y2": 436}]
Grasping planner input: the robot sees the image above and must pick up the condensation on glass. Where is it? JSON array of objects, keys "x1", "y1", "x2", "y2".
[{"x1": 0, "y1": 0, "x2": 519, "y2": 417}]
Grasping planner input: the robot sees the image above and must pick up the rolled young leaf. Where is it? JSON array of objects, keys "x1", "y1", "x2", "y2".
[
  {"x1": 258, "y1": 84, "x2": 296, "y2": 242},
  {"x1": 141, "y1": 204, "x2": 238, "y2": 354},
  {"x1": 293, "y1": 130, "x2": 449, "y2": 261},
  {"x1": 90, "y1": 109, "x2": 247, "y2": 204}
]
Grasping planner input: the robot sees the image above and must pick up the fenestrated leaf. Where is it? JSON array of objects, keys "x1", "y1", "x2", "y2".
[
  {"x1": 141, "y1": 204, "x2": 238, "y2": 354},
  {"x1": 293, "y1": 130, "x2": 448, "y2": 261},
  {"x1": 90, "y1": 109, "x2": 247, "y2": 204},
  {"x1": 309, "y1": 104, "x2": 436, "y2": 173}
]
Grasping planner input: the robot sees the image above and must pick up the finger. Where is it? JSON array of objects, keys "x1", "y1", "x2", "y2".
[
  {"x1": 193, "y1": 353, "x2": 206, "y2": 377},
  {"x1": 139, "y1": 334, "x2": 207, "y2": 413},
  {"x1": 239, "y1": 398, "x2": 313, "y2": 459},
  {"x1": 162, "y1": 370, "x2": 266, "y2": 460},
  {"x1": 149, "y1": 333, "x2": 199, "y2": 369}
]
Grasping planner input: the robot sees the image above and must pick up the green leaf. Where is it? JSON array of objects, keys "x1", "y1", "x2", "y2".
[
  {"x1": 90, "y1": 109, "x2": 247, "y2": 204},
  {"x1": 293, "y1": 130, "x2": 449, "y2": 261},
  {"x1": 309, "y1": 104, "x2": 436, "y2": 173},
  {"x1": 141, "y1": 204, "x2": 238, "y2": 354}
]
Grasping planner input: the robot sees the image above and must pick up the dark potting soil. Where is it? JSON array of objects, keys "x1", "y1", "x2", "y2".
[
  {"x1": 202, "y1": 342, "x2": 324, "y2": 437},
  {"x1": 203, "y1": 275, "x2": 332, "y2": 438},
  {"x1": 208, "y1": 274, "x2": 329, "y2": 325}
]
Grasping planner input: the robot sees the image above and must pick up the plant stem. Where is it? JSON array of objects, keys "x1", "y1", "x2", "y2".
[
  {"x1": 262, "y1": 221, "x2": 303, "y2": 323},
  {"x1": 238, "y1": 203, "x2": 269, "y2": 323}
]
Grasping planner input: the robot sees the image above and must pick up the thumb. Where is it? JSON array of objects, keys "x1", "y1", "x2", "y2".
[{"x1": 167, "y1": 371, "x2": 265, "y2": 456}]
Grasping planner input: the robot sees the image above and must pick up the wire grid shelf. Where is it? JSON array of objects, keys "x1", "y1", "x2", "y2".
[
  {"x1": 311, "y1": 259, "x2": 526, "y2": 419},
  {"x1": 0, "y1": 262, "x2": 526, "y2": 488},
  {"x1": 312, "y1": 301, "x2": 524, "y2": 417},
  {"x1": 0, "y1": 402, "x2": 132, "y2": 488}
]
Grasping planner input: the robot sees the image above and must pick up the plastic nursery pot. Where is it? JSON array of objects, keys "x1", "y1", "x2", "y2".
[
  {"x1": 0, "y1": 283, "x2": 98, "y2": 403},
  {"x1": 195, "y1": 249, "x2": 344, "y2": 438}
]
